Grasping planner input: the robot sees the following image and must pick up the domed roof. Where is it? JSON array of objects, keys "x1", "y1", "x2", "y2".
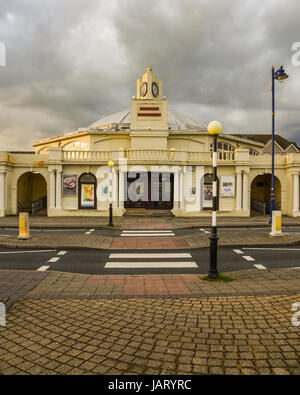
[{"x1": 88, "y1": 110, "x2": 207, "y2": 132}]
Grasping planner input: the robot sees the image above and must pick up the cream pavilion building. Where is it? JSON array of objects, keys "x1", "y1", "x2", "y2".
[{"x1": 0, "y1": 66, "x2": 300, "y2": 218}]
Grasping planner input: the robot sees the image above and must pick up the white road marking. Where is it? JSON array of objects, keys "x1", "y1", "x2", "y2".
[
  {"x1": 105, "y1": 261, "x2": 198, "y2": 268},
  {"x1": 37, "y1": 266, "x2": 50, "y2": 272},
  {"x1": 85, "y1": 232, "x2": 92, "y2": 235},
  {"x1": 254, "y1": 264, "x2": 267, "y2": 270},
  {"x1": 233, "y1": 249, "x2": 244, "y2": 254},
  {"x1": 57, "y1": 251, "x2": 67, "y2": 256},
  {"x1": 0, "y1": 250, "x2": 56, "y2": 254},
  {"x1": 47, "y1": 257, "x2": 60, "y2": 263},
  {"x1": 242, "y1": 256, "x2": 255, "y2": 262},
  {"x1": 121, "y1": 233, "x2": 175, "y2": 237},
  {"x1": 122, "y1": 230, "x2": 173, "y2": 233},
  {"x1": 109, "y1": 253, "x2": 192, "y2": 259},
  {"x1": 243, "y1": 248, "x2": 300, "y2": 251}
]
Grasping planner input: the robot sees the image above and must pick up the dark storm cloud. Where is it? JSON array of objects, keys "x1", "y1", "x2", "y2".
[{"x1": 0, "y1": 0, "x2": 299, "y2": 149}]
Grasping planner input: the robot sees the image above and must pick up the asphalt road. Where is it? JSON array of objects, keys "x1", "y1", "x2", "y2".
[
  {"x1": 1, "y1": 225, "x2": 300, "y2": 238},
  {"x1": 0, "y1": 246, "x2": 299, "y2": 275}
]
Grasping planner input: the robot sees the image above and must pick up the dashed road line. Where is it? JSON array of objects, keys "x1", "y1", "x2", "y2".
[
  {"x1": 233, "y1": 249, "x2": 243, "y2": 254},
  {"x1": 85, "y1": 228, "x2": 95, "y2": 235},
  {"x1": 36, "y1": 250, "x2": 68, "y2": 272},
  {"x1": 48, "y1": 257, "x2": 60, "y2": 263},
  {"x1": 37, "y1": 266, "x2": 50, "y2": 272},
  {"x1": 242, "y1": 256, "x2": 256, "y2": 262},
  {"x1": 254, "y1": 264, "x2": 267, "y2": 270}
]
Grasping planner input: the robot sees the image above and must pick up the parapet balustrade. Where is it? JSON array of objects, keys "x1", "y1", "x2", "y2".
[{"x1": 61, "y1": 149, "x2": 237, "y2": 163}]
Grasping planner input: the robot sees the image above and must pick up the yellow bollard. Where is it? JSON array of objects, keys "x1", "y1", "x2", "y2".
[
  {"x1": 269, "y1": 210, "x2": 283, "y2": 237},
  {"x1": 17, "y1": 212, "x2": 31, "y2": 240}
]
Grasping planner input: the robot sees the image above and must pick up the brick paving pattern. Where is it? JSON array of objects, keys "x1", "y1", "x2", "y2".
[
  {"x1": 110, "y1": 236, "x2": 189, "y2": 250},
  {"x1": 0, "y1": 295, "x2": 299, "y2": 375}
]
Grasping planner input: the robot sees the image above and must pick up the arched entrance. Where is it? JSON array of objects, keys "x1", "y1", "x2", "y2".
[
  {"x1": 250, "y1": 174, "x2": 281, "y2": 215},
  {"x1": 78, "y1": 173, "x2": 97, "y2": 209},
  {"x1": 17, "y1": 172, "x2": 47, "y2": 215}
]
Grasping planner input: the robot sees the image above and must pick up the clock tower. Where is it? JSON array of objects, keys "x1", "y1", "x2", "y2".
[{"x1": 130, "y1": 66, "x2": 168, "y2": 131}]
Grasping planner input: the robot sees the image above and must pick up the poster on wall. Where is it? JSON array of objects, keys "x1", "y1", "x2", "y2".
[
  {"x1": 221, "y1": 176, "x2": 235, "y2": 197},
  {"x1": 81, "y1": 184, "x2": 95, "y2": 207},
  {"x1": 203, "y1": 184, "x2": 213, "y2": 207},
  {"x1": 62, "y1": 175, "x2": 77, "y2": 195}
]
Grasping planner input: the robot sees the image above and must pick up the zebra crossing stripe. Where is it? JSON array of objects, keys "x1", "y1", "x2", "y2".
[
  {"x1": 122, "y1": 230, "x2": 173, "y2": 233},
  {"x1": 109, "y1": 253, "x2": 192, "y2": 259},
  {"x1": 105, "y1": 262, "x2": 198, "y2": 268},
  {"x1": 121, "y1": 233, "x2": 175, "y2": 237}
]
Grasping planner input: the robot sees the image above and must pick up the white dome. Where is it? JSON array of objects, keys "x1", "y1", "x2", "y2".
[{"x1": 88, "y1": 110, "x2": 207, "y2": 132}]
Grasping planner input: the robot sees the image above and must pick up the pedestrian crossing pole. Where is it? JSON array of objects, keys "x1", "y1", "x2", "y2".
[
  {"x1": 108, "y1": 161, "x2": 115, "y2": 226},
  {"x1": 207, "y1": 121, "x2": 223, "y2": 279}
]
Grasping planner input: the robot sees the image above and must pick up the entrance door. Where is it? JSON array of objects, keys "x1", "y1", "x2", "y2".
[{"x1": 124, "y1": 172, "x2": 174, "y2": 209}]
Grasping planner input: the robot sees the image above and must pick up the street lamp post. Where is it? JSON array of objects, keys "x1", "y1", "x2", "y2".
[
  {"x1": 269, "y1": 65, "x2": 289, "y2": 224},
  {"x1": 207, "y1": 120, "x2": 223, "y2": 279},
  {"x1": 108, "y1": 160, "x2": 115, "y2": 226}
]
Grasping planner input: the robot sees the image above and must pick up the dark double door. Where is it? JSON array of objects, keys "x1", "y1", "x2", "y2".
[{"x1": 124, "y1": 172, "x2": 174, "y2": 210}]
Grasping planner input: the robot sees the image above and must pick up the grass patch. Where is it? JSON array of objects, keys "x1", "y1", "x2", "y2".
[{"x1": 200, "y1": 273, "x2": 234, "y2": 282}]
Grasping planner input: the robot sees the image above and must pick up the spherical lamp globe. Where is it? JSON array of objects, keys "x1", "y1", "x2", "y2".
[{"x1": 208, "y1": 121, "x2": 223, "y2": 136}]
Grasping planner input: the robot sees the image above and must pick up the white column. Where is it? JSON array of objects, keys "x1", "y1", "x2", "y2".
[
  {"x1": 242, "y1": 172, "x2": 248, "y2": 210},
  {"x1": 118, "y1": 170, "x2": 125, "y2": 209},
  {"x1": 179, "y1": 169, "x2": 184, "y2": 209},
  {"x1": 56, "y1": 171, "x2": 62, "y2": 210},
  {"x1": 293, "y1": 173, "x2": 300, "y2": 213},
  {"x1": 236, "y1": 172, "x2": 242, "y2": 210},
  {"x1": 113, "y1": 169, "x2": 118, "y2": 209},
  {"x1": 173, "y1": 171, "x2": 180, "y2": 209},
  {"x1": 50, "y1": 171, "x2": 56, "y2": 209},
  {"x1": 0, "y1": 171, "x2": 5, "y2": 217}
]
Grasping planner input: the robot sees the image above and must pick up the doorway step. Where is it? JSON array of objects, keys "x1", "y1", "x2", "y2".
[{"x1": 125, "y1": 209, "x2": 173, "y2": 217}]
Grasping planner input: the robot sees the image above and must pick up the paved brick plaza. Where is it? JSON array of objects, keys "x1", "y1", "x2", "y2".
[{"x1": 0, "y1": 269, "x2": 299, "y2": 375}]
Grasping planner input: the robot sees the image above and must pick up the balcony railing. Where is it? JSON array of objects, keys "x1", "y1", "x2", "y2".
[{"x1": 62, "y1": 150, "x2": 237, "y2": 163}]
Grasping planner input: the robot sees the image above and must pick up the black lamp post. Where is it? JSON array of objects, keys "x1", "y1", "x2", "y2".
[
  {"x1": 108, "y1": 160, "x2": 115, "y2": 226},
  {"x1": 269, "y1": 65, "x2": 289, "y2": 224},
  {"x1": 207, "y1": 120, "x2": 223, "y2": 279}
]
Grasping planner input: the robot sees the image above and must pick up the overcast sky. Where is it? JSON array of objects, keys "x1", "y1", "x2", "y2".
[{"x1": 0, "y1": 0, "x2": 300, "y2": 150}]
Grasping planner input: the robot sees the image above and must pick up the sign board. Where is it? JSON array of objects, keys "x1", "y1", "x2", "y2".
[
  {"x1": 63, "y1": 175, "x2": 77, "y2": 196},
  {"x1": 220, "y1": 176, "x2": 235, "y2": 197}
]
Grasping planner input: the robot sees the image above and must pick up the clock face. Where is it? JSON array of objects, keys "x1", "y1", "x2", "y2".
[
  {"x1": 140, "y1": 82, "x2": 147, "y2": 97},
  {"x1": 152, "y1": 82, "x2": 159, "y2": 97}
]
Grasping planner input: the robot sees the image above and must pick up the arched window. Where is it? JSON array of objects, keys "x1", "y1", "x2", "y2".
[
  {"x1": 210, "y1": 141, "x2": 235, "y2": 152},
  {"x1": 250, "y1": 148, "x2": 260, "y2": 156},
  {"x1": 78, "y1": 173, "x2": 97, "y2": 209}
]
